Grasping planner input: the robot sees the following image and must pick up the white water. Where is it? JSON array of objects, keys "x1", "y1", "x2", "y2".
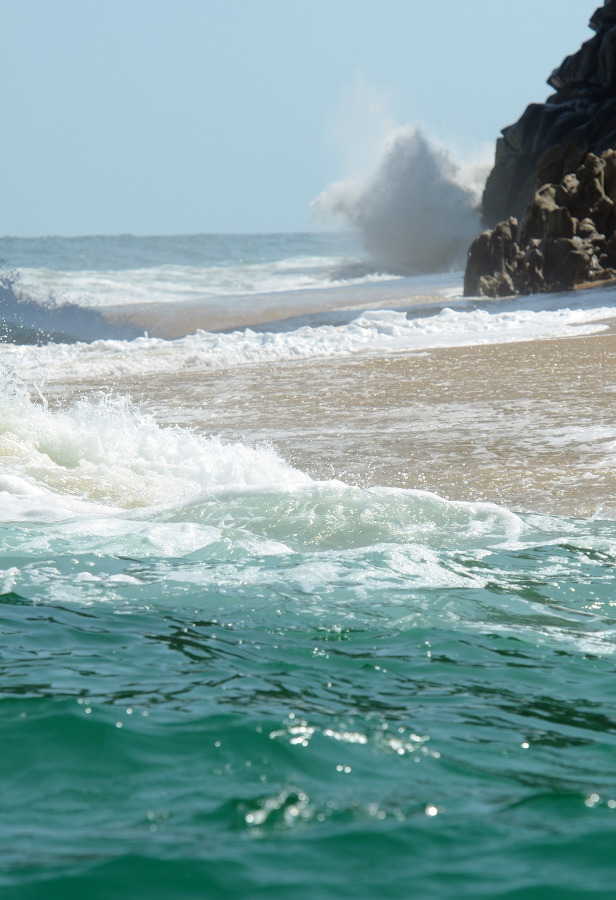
[
  {"x1": 1, "y1": 230, "x2": 616, "y2": 659},
  {"x1": 0, "y1": 302, "x2": 613, "y2": 384},
  {"x1": 2, "y1": 233, "x2": 616, "y2": 528},
  {"x1": 12, "y1": 256, "x2": 393, "y2": 309},
  {"x1": 2, "y1": 368, "x2": 616, "y2": 663}
]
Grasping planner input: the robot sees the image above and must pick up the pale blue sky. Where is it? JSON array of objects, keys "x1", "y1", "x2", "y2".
[{"x1": 1, "y1": 0, "x2": 600, "y2": 235}]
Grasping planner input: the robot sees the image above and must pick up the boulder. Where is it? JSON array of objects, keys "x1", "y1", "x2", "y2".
[
  {"x1": 464, "y1": 218, "x2": 518, "y2": 297},
  {"x1": 465, "y1": 146, "x2": 616, "y2": 296}
]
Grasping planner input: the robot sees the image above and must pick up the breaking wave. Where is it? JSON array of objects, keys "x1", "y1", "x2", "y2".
[
  {"x1": 313, "y1": 125, "x2": 492, "y2": 274},
  {"x1": 0, "y1": 271, "x2": 138, "y2": 344}
]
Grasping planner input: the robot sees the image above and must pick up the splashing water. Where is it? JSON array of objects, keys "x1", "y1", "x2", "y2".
[{"x1": 313, "y1": 124, "x2": 492, "y2": 273}]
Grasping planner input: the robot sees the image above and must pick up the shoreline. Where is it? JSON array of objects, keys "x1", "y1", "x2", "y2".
[
  {"x1": 100, "y1": 275, "x2": 616, "y2": 340},
  {"x1": 103, "y1": 290, "x2": 459, "y2": 338},
  {"x1": 43, "y1": 321, "x2": 616, "y2": 521}
]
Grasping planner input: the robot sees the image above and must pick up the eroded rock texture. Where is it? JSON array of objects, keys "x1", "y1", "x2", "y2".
[{"x1": 464, "y1": 148, "x2": 616, "y2": 297}]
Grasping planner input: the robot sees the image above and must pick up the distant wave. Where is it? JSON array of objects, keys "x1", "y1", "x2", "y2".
[
  {"x1": 312, "y1": 126, "x2": 492, "y2": 274},
  {"x1": 0, "y1": 271, "x2": 139, "y2": 343}
]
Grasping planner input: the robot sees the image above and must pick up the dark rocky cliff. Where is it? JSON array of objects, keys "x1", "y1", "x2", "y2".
[
  {"x1": 482, "y1": 1, "x2": 616, "y2": 227},
  {"x1": 464, "y1": 1, "x2": 616, "y2": 298}
]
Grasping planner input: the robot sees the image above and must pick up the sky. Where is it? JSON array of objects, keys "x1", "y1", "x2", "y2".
[{"x1": 1, "y1": 0, "x2": 601, "y2": 236}]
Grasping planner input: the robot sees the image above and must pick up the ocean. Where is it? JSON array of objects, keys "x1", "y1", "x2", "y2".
[{"x1": 2, "y1": 232, "x2": 616, "y2": 899}]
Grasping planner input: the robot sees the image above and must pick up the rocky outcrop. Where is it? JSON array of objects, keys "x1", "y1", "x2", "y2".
[
  {"x1": 482, "y1": 1, "x2": 616, "y2": 227},
  {"x1": 464, "y1": 148, "x2": 616, "y2": 297}
]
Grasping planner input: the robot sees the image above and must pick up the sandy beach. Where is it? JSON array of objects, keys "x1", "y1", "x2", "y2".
[{"x1": 44, "y1": 316, "x2": 616, "y2": 521}]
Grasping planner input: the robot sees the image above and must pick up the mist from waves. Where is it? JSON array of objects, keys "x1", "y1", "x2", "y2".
[
  {"x1": 311, "y1": 83, "x2": 493, "y2": 274},
  {"x1": 313, "y1": 127, "x2": 492, "y2": 274}
]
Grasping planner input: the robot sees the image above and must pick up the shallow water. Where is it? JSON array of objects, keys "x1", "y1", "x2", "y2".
[
  {"x1": 2, "y1": 234, "x2": 616, "y2": 898},
  {"x1": 21, "y1": 327, "x2": 616, "y2": 519}
]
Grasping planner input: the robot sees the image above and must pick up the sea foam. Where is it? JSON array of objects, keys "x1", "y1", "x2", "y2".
[
  {"x1": 2, "y1": 303, "x2": 614, "y2": 384},
  {"x1": 3, "y1": 372, "x2": 616, "y2": 661},
  {"x1": 0, "y1": 373, "x2": 567, "y2": 630},
  {"x1": 0, "y1": 379, "x2": 310, "y2": 515},
  {"x1": 0, "y1": 375, "x2": 524, "y2": 549}
]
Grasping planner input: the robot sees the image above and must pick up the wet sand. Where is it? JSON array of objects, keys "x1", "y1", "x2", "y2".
[
  {"x1": 102, "y1": 277, "x2": 460, "y2": 337},
  {"x1": 51, "y1": 322, "x2": 616, "y2": 519}
]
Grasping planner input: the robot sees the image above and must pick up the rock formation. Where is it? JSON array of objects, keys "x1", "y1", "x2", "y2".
[
  {"x1": 464, "y1": 147, "x2": 616, "y2": 296},
  {"x1": 465, "y1": 1, "x2": 616, "y2": 297},
  {"x1": 482, "y1": 1, "x2": 616, "y2": 227}
]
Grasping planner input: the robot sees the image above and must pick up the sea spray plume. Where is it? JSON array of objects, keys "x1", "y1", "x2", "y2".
[{"x1": 313, "y1": 126, "x2": 490, "y2": 273}]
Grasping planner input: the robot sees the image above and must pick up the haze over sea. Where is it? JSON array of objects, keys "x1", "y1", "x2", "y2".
[{"x1": 1, "y1": 229, "x2": 616, "y2": 899}]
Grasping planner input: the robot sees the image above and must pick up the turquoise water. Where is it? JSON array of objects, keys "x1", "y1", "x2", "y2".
[
  {"x1": 2, "y1": 235, "x2": 616, "y2": 898},
  {"x1": 3, "y1": 510, "x2": 616, "y2": 899}
]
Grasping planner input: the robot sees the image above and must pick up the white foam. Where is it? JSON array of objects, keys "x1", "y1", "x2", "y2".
[
  {"x1": 13, "y1": 254, "x2": 369, "y2": 309},
  {"x1": 5, "y1": 379, "x2": 616, "y2": 649},
  {"x1": 3, "y1": 302, "x2": 614, "y2": 384},
  {"x1": 0, "y1": 383, "x2": 310, "y2": 516},
  {"x1": 0, "y1": 378, "x2": 529, "y2": 560}
]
